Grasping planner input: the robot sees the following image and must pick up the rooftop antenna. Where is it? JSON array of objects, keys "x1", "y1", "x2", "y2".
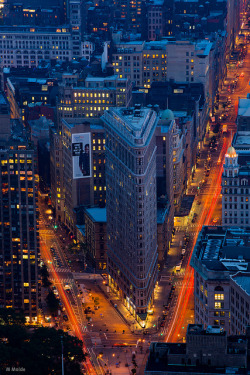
[
  {"x1": 231, "y1": 130, "x2": 233, "y2": 146},
  {"x1": 166, "y1": 97, "x2": 168, "y2": 109}
]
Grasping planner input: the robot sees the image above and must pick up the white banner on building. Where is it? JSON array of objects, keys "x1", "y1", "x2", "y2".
[{"x1": 72, "y1": 133, "x2": 91, "y2": 179}]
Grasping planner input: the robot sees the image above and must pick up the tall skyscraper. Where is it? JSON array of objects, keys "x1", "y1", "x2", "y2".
[
  {"x1": 0, "y1": 93, "x2": 40, "y2": 322},
  {"x1": 102, "y1": 105, "x2": 158, "y2": 323}
]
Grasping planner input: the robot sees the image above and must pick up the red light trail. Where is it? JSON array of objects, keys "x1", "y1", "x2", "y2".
[
  {"x1": 166, "y1": 135, "x2": 233, "y2": 342},
  {"x1": 40, "y1": 240, "x2": 96, "y2": 375}
]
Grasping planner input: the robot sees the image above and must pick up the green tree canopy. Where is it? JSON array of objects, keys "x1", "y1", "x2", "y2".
[{"x1": 0, "y1": 315, "x2": 85, "y2": 375}]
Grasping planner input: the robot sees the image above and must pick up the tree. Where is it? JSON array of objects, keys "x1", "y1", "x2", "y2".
[
  {"x1": 0, "y1": 308, "x2": 26, "y2": 326},
  {"x1": 68, "y1": 241, "x2": 88, "y2": 268},
  {"x1": 46, "y1": 290, "x2": 60, "y2": 314},
  {"x1": 40, "y1": 264, "x2": 52, "y2": 287},
  {"x1": 0, "y1": 314, "x2": 86, "y2": 375}
]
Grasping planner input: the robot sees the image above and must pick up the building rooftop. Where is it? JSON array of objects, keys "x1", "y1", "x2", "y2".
[
  {"x1": 188, "y1": 324, "x2": 226, "y2": 335},
  {"x1": 191, "y1": 226, "x2": 250, "y2": 275},
  {"x1": 238, "y1": 98, "x2": 250, "y2": 117},
  {"x1": 231, "y1": 272, "x2": 250, "y2": 295},
  {"x1": 234, "y1": 131, "x2": 250, "y2": 147},
  {"x1": 0, "y1": 25, "x2": 71, "y2": 33},
  {"x1": 85, "y1": 207, "x2": 107, "y2": 223},
  {"x1": 102, "y1": 105, "x2": 158, "y2": 146}
]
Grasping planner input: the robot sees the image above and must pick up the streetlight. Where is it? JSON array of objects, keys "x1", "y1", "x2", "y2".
[{"x1": 61, "y1": 336, "x2": 64, "y2": 375}]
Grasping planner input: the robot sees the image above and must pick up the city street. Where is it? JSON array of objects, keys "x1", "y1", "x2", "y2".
[
  {"x1": 37, "y1": 35, "x2": 250, "y2": 375},
  {"x1": 163, "y1": 40, "x2": 250, "y2": 343}
]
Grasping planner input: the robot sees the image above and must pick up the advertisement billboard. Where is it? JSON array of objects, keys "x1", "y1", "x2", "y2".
[{"x1": 72, "y1": 133, "x2": 91, "y2": 179}]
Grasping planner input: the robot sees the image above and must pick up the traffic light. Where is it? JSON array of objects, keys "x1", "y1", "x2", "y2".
[{"x1": 54, "y1": 225, "x2": 58, "y2": 229}]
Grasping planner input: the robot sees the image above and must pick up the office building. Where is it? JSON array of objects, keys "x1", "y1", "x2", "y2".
[
  {"x1": 221, "y1": 143, "x2": 250, "y2": 228},
  {"x1": 155, "y1": 112, "x2": 175, "y2": 264},
  {"x1": 165, "y1": 40, "x2": 212, "y2": 101},
  {"x1": 68, "y1": 0, "x2": 82, "y2": 58},
  {"x1": 60, "y1": 118, "x2": 106, "y2": 231},
  {"x1": 50, "y1": 126, "x2": 65, "y2": 222},
  {"x1": 102, "y1": 106, "x2": 158, "y2": 322},
  {"x1": 57, "y1": 75, "x2": 132, "y2": 127},
  {"x1": 0, "y1": 93, "x2": 40, "y2": 322},
  {"x1": 0, "y1": 25, "x2": 73, "y2": 68},
  {"x1": 147, "y1": 81, "x2": 205, "y2": 143},
  {"x1": 145, "y1": 324, "x2": 248, "y2": 374},
  {"x1": 146, "y1": 0, "x2": 165, "y2": 41},
  {"x1": 113, "y1": 0, "x2": 143, "y2": 31},
  {"x1": 191, "y1": 226, "x2": 250, "y2": 335}
]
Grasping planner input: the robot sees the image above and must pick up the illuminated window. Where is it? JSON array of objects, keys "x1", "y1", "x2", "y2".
[
  {"x1": 24, "y1": 283, "x2": 29, "y2": 287},
  {"x1": 215, "y1": 294, "x2": 224, "y2": 300},
  {"x1": 215, "y1": 302, "x2": 222, "y2": 309},
  {"x1": 24, "y1": 299, "x2": 29, "y2": 303},
  {"x1": 94, "y1": 186, "x2": 97, "y2": 191}
]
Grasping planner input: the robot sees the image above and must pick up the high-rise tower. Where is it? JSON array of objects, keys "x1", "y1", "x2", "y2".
[
  {"x1": 0, "y1": 93, "x2": 40, "y2": 322},
  {"x1": 102, "y1": 106, "x2": 158, "y2": 323}
]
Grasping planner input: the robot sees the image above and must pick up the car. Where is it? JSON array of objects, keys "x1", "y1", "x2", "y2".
[
  {"x1": 160, "y1": 321, "x2": 165, "y2": 327},
  {"x1": 175, "y1": 263, "x2": 182, "y2": 271},
  {"x1": 181, "y1": 248, "x2": 186, "y2": 255},
  {"x1": 213, "y1": 217, "x2": 219, "y2": 223}
]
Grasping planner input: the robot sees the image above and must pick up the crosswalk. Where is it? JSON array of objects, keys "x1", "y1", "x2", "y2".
[
  {"x1": 160, "y1": 275, "x2": 171, "y2": 281},
  {"x1": 49, "y1": 278, "x2": 72, "y2": 284},
  {"x1": 48, "y1": 267, "x2": 71, "y2": 273}
]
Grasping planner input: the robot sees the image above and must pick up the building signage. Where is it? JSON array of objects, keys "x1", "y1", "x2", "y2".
[{"x1": 72, "y1": 133, "x2": 91, "y2": 179}]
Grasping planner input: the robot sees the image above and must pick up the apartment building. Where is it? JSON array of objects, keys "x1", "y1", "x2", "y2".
[
  {"x1": 6, "y1": 76, "x2": 58, "y2": 122},
  {"x1": 112, "y1": 40, "x2": 167, "y2": 88},
  {"x1": 102, "y1": 106, "x2": 158, "y2": 323},
  {"x1": 191, "y1": 226, "x2": 250, "y2": 335}
]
